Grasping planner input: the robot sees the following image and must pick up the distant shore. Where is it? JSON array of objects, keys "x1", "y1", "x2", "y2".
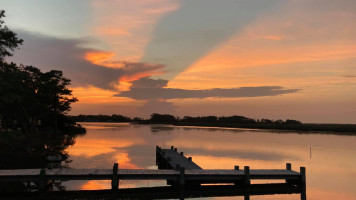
[
  {"x1": 77, "y1": 121, "x2": 356, "y2": 135},
  {"x1": 72, "y1": 114, "x2": 356, "y2": 135},
  {"x1": 141, "y1": 122, "x2": 356, "y2": 134}
]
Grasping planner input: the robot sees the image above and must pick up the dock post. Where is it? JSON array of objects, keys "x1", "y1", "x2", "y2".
[
  {"x1": 300, "y1": 167, "x2": 306, "y2": 187},
  {"x1": 112, "y1": 163, "x2": 119, "y2": 195},
  {"x1": 171, "y1": 146, "x2": 174, "y2": 150},
  {"x1": 156, "y1": 146, "x2": 159, "y2": 165},
  {"x1": 234, "y1": 165, "x2": 240, "y2": 187},
  {"x1": 244, "y1": 166, "x2": 250, "y2": 186},
  {"x1": 300, "y1": 167, "x2": 307, "y2": 200},
  {"x1": 244, "y1": 166, "x2": 250, "y2": 199},
  {"x1": 39, "y1": 169, "x2": 46, "y2": 192},
  {"x1": 179, "y1": 167, "x2": 185, "y2": 187},
  {"x1": 285, "y1": 163, "x2": 292, "y2": 184},
  {"x1": 180, "y1": 152, "x2": 184, "y2": 156},
  {"x1": 167, "y1": 157, "x2": 171, "y2": 168},
  {"x1": 188, "y1": 157, "x2": 192, "y2": 161},
  {"x1": 174, "y1": 148, "x2": 177, "y2": 152},
  {"x1": 244, "y1": 192, "x2": 250, "y2": 200}
]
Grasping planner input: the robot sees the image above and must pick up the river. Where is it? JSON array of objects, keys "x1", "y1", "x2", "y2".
[{"x1": 63, "y1": 122, "x2": 356, "y2": 200}]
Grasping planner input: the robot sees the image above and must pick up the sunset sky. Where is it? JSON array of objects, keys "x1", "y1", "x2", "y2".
[{"x1": 2, "y1": 0, "x2": 356, "y2": 123}]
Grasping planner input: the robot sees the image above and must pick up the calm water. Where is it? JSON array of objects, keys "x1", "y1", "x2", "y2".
[{"x1": 63, "y1": 122, "x2": 356, "y2": 200}]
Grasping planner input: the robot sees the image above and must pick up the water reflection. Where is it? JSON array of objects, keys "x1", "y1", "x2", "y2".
[
  {"x1": 62, "y1": 123, "x2": 356, "y2": 200},
  {"x1": 3, "y1": 184, "x2": 306, "y2": 200},
  {"x1": 0, "y1": 132, "x2": 81, "y2": 192}
]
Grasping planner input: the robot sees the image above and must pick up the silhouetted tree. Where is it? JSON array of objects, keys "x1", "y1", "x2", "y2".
[
  {"x1": 0, "y1": 10, "x2": 23, "y2": 61},
  {"x1": 286, "y1": 119, "x2": 302, "y2": 125},
  {"x1": 150, "y1": 113, "x2": 178, "y2": 123},
  {"x1": 38, "y1": 70, "x2": 77, "y2": 133},
  {"x1": 0, "y1": 64, "x2": 78, "y2": 134}
]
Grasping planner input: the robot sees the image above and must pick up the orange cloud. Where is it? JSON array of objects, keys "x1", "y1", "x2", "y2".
[
  {"x1": 118, "y1": 69, "x2": 164, "y2": 91},
  {"x1": 85, "y1": 51, "x2": 116, "y2": 66},
  {"x1": 70, "y1": 86, "x2": 133, "y2": 104}
]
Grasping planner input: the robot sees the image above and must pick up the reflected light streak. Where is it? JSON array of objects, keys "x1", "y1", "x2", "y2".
[
  {"x1": 68, "y1": 138, "x2": 144, "y2": 158},
  {"x1": 81, "y1": 180, "x2": 110, "y2": 190},
  {"x1": 114, "y1": 152, "x2": 139, "y2": 169}
]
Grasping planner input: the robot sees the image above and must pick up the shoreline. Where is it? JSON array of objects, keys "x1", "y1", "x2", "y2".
[{"x1": 77, "y1": 121, "x2": 356, "y2": 135}]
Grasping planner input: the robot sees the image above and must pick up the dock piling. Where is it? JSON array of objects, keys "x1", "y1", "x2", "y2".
[
  {"x1": 286, "y1": 163, "x2": 291, "y2": 170},
  {"x1": 234, "y1": 165, "x2": 240, "y2": 170}
]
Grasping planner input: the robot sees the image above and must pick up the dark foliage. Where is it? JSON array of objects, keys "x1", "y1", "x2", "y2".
[
  {"x1": 0, "y1": 10, "x2": 23, "y2": 61},
  {"x1": 0, "y1": 63, "x2": 78, "y2": 134}
]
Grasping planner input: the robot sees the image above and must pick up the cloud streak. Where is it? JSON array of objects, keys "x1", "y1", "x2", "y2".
[{"x1": 116, "y1": 85, "x2": 299, "y2": 100}]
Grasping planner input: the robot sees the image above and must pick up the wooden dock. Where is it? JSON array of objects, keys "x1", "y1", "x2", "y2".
[
  {"x1": 155, "y1": 146, "x2": 305, "y2": 186},
  {"x1": 156, "y1": 146, "x2": 202, "y2": 170},
  {"x1": 0, "y1": 146, "x2": 306, "y2": 199}
]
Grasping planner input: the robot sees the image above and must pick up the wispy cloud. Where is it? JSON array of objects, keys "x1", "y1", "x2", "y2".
[
  {"x1": 343, "y1": 75, "x2": 356, "y2": 78},
  {"x1": 115, "y1": 78, "x2": 299, "y2": 100}
]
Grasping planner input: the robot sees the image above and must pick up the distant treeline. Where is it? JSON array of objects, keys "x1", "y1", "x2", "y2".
[
  {"x1": 71, "y1": 113, "x2": 356, "y2": 133},
  {"x1": 70, "y1": 113, "x2": 300, "y2": 124}
]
